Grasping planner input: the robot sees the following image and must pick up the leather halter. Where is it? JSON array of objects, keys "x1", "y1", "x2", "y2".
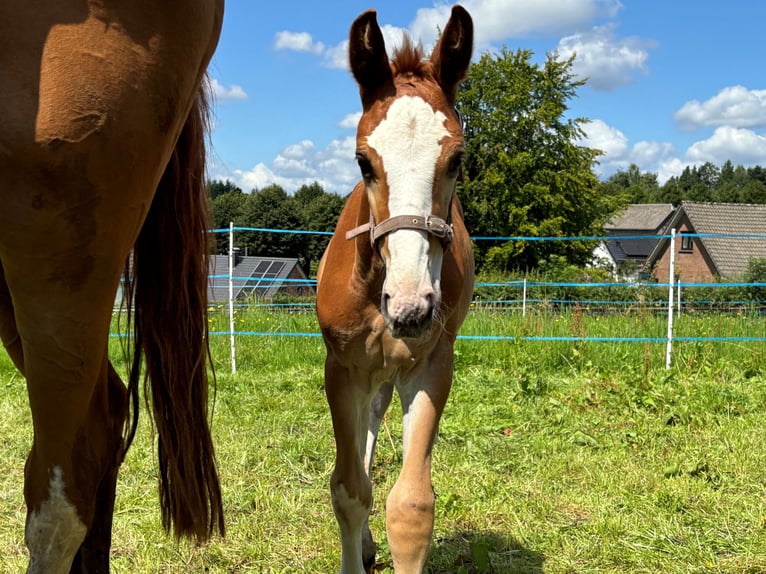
[{"x1": 345, "y1": 211, "x2": 453, "y2": 249}]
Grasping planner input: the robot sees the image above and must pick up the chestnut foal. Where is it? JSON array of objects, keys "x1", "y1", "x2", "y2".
[{"x1": 316, "y1": 6, "x2": 474, "y2": 573}]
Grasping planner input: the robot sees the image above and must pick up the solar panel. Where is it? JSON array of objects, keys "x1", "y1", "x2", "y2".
[{"x1": 207, "y1": 256, "x2": 313, "y2": 302}]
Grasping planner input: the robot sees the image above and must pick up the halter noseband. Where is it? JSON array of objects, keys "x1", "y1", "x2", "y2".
[{"x1": 345, "y1": 212, "x2": 453, "y2": 249}]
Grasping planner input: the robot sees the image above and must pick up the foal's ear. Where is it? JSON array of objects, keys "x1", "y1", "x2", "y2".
[
  {"x1": 349, "y1": 10, "x2": 395, "y2": 109},
  {"x1": 431, "y1": 5, "x2": 474, "y2": 104}
]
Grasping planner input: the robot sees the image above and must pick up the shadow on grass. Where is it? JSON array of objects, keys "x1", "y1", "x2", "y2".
[{"x1": 429, "y1": 530, "x2": 544, "y2": 574}]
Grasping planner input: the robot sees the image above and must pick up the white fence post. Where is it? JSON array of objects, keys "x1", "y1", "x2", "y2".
[
  {"x1": 228, "y1": 221, "x2": 237, "y2": 374},
  {"x1": 666, "y1": 228, "x2": 676, "y2": 370},
  {"x1": 522, "y1": 277, "x2": 527, "y2": 317}
]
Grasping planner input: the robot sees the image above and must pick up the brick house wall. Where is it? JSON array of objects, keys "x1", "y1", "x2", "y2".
[{"x1": 650, "y1": 214, "x2": 718, "y2": 283}]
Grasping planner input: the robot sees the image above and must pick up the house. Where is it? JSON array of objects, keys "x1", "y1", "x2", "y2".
[
  {"x1": 208, "y1": 255, "x2": 315, "y2": 302},
  {"x1": 645, "y1": 201, "x2": 766, "y2": 282},
  {"x1": 599, "y1": 203, "x2": 675, "y2": 278}
]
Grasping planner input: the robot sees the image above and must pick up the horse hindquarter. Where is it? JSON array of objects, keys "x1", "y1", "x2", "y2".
[{"x1": 0, "y1": 2, "x2": 223, "y2": 571}]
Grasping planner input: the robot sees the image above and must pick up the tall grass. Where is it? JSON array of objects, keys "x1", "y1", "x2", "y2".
[{"x1": 0, "y1": 305, "x2": 764, "y2": 572}]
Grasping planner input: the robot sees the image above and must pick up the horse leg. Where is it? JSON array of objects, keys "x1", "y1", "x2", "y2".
[
  {"x1": 386, "y1": 344, "x2": 454, "y2": 573},
  {"x1": 0, "y1": 246, "x2": 130, "y2": 573},
  {"x1": 22, "y1": 331, "x2": 127, "y2": 574},
  {"x1": 361, "y1": 381, "x2": 394, "y2": 569},
  {"x1": 23, "y1": 339, "x2": 126, "y2": 574},
  {"x1": 0, "y1": 261, "x2": 24, "y2": 372},
  {"x1": 1, "y1": 263, "x2": 90, "y2": 573},
  {"x1": 69, "y1": 362, "x2": 128, "y2": 574},
  {"x1": 1, "y1": 268, "x2": 125, "y2": 574},
  {"x1": 325, "y1": 359, "x2": 376, "y2": 574}
]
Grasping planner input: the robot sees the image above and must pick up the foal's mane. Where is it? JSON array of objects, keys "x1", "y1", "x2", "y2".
[{"x1": 391, "y1": 34, "x2": 432, "y2": 79}]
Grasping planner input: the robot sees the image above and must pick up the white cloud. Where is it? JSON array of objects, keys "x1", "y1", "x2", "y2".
[
  {"x1": 322, "y1": 24, "x2": 410, "y2": 70},
  {"x1": 338, "y1": 112, "x2": 361, "y2": 129},
  {"x1": 274, "y1": 26, "x2": 400, "y2": 70},
  {"x1": 580, "y1": 120, "x2": 682, "y2": 183},
  {"x1": 656, "y1": 157, "x2": 688, "y2": 186},
  {"x1": 274, "y1": 31, "x2": 325, "y2": 54},
  {"x1": 232, "y1": 163, "x2": 280, "y2": 191},
  {"x1": 631, "y1": 142, "x2": 683, "y2": 185},
  {"x1": 322, "y1": 39, "x2": 349, "y2": 69},
  {"x1": 412, "y1": 0, "x2": 623, "y2": 48},
  {"x1": 581, "y1": 118, "x2": 766, "y2": 185},
  {"x1": 580, "y1": 119, "x2": 629, "y2": 158},
  {"x1": 209, "y1": 78, "x2": 248, "y2": 101},
  {"x1": 674, "y1": 86, "x2": 766, "y2": 131},
  {"x1": 555, "y1": 24, "x2": 651, "y2": 91},
  {"x1": 221, "y1": 136, "x2": 359, "y2": 195},
  {"x1": 220, "y1": 119, "x2": 766, "y2": 198},
  {"x1": 686, "y1": 126, "x2": 766, "y2": 165},
  {"x1": 313, "y1": 0, "x2": 627, "y2": 70}
]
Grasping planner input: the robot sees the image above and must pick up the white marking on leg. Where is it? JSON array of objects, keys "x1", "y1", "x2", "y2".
[
  {"x1": 333, "y1": 484, "x2": 369, "y2": 574},
  {"x1": 26, "y1": 466, "x2": 87, "y2": 574},
  {"x1": 398, "y1": 374, "x2": 439, "y2": 460},
  {"x1": 364, "y1": 384, "x2": 392, "y2": 474}
]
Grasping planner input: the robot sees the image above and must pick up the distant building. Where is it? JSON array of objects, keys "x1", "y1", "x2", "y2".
[
  {"x1": 598, "y1": 203, "x2": 675, "y2": 279},
  {"x1": 645, "y1": 201, "x2": 766, "y2": 282},
  {"x1": 208, "y1": 255, "x2": 315, "y2": 302}
]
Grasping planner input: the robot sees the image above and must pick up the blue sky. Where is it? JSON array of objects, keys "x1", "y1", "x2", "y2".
[{"x1": 207, "y1": 1, "x2": 766, "y2": 194}]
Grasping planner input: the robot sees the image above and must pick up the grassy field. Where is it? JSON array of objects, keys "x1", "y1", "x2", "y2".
[{"x1": 0, "y1": 306, "x2": 765, "y2": 572}]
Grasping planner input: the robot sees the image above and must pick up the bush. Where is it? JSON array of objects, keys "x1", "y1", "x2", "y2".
[{"x1": 743, "y1": 258, "x2": 766, "y2": 303}]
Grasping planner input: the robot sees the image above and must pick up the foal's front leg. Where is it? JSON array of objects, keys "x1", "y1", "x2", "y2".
[
  {"x1": 325, "y1": 360, "x2": 375, "y2": 574},
  {"x1": 362, "y1": 381, "x2": 394, "y2": 568},
  {"x1": 387, "y1": 345, "x2": 454, "y2": 573}
]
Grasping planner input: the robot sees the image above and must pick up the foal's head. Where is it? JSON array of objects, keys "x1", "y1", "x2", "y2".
[{"x1": 349, "y1": 5, "x2": 473, "y2": 339}]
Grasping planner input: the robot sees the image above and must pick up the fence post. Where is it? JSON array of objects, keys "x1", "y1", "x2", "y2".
[
  {"x1": 522, "y1": 277, "x2": 527, "y2": 317},
  {"x1": 665, "y1": 228, "x2": 676, "y2": 370},
  {"x1": 228, "y1": 221, "x2": 237, "y2": 374}
]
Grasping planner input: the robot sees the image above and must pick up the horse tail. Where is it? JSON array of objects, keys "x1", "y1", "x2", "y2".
[{"x1": 123, "y1": 80, "x2": 224, "y2": 541}]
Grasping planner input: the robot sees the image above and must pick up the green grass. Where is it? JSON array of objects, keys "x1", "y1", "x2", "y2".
[{"x1": 0, "y1": 307, "x2": 765, "y2": 572}]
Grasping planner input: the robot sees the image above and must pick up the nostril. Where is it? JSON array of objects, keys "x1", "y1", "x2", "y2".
[
  {"x1": 423, "y1": 291, "x2": 437, "y2": 317},
  {"x1": 382, "y1": 292, "x2": 391, "y2": 312}
]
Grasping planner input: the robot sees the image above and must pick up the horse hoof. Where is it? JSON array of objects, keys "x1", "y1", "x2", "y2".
[{"x1": 362, "y1": 541, "x2": 377, "y2": 571}]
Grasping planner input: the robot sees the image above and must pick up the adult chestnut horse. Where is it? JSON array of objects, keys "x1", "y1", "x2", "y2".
[
  {"x1": 316, "y1": 6, "x2": 474, "y2": 573},
  {"x1": 0, "y1": 2, "x2": 225, "y2": 571}
]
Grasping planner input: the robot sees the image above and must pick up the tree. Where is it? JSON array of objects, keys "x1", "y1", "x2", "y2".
[
  {"x1": 456, "y1": 47, "x2": 618, "y2": 272},
  {"x1": 660, "y1": 163, "x2": 718, "y2": 204},
  {"x1": 210, "y1": 187, "x2": 245, "y2": 230},
  {"x1": 713, "y1": 160, "x2": 740, "y2": 203},
  {"x1": 740, "y1": 179, "x2": 766, "y2": 204},
  {"x1": 208, "y1": 180, "x2": 246, "y2": 253},
  {"x1": 294, "y1": 182, "x2": 345, "y2": 274},
  {"x1": 206, "y1": 179, "x2": 345, "y2": 272},
  {"x1": 599, "y1": 164, "x2": 660, "y2": 205},
  {"x1": 240, "y1": 184, "x2": 304, "y2": 258},
  {"x1": 207, "y1": 179, "x2": 242, "y2": 200},
  {"x1": 293, "y1": 181, "x2": 325, "y2": 206},
  {"x1": 743, "y1": 258, "x2": 766, "y2": 302}
]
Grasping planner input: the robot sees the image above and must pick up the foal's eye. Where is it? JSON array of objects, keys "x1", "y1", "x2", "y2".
[
  {"x1": 355, "y1": 152, "x2": 375, "y2": 182},
  {"x1": 448, "y1": 151, "x2": 465, "y2": 176}
]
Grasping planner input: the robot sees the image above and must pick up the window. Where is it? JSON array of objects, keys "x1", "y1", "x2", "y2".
[{"x1": 680, "y1": 234, "x2": 693, "y2": 252}]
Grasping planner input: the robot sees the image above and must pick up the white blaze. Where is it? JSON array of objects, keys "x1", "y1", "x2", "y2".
[{"x1": 366, "y1": 95, "x2": 448, "y2": 298}]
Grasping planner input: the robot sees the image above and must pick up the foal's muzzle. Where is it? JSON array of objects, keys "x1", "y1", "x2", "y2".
[{"x1": 382, "y1": 288, "x2": 437, "y2": 339}]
